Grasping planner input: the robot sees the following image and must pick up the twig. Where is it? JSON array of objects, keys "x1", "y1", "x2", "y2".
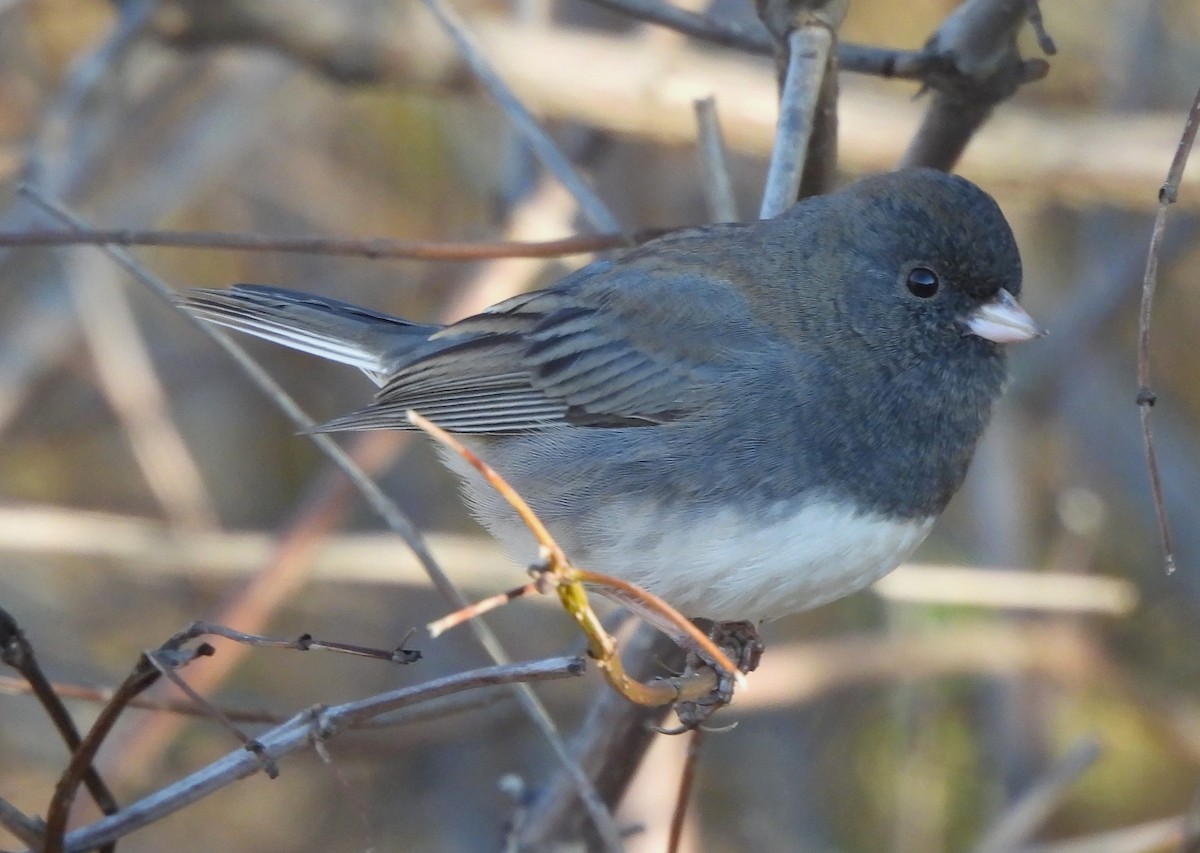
[
  {"x1": 0, "y1": 227, "x2": 632, "y2": 259},
  {"x1": 584, "y1": 0, "x2": 775, "y2": 55},
  {"x1": 0, "y1": 607, "x2": 120, "y2": 847},
  {"x1": 188, "y1": 621, "x2": 422, "y2": 665},
  {"x1": 0, "y1": 673, "x2": 282, "y2": 722},
  {"x1": 798, "y1": 40, "x2": 840, "y2": 198},
  {"x1": 428, "y1": 582, "x2": 539, "y2": 637},
  {"x1": 45, "y1": 657, "x2": 584, "y2": 853},
  {"x1": 406, "y1": 413, "x2": 564, "y2": 564},
  {"x1": 120, "y1": 621, "x2": 421, "y2": 778},
  {"x1": 579, "y1": 0, "x2": 934, "y2": 78},
  {"x1": 901, "y1": 0, "x2": 1052, "y2": 171},
  {"x1": 42, "y1": 640, "x2": 215, "y2": 853},
  {"x1": 667, "y1": 729, "x2": 706, "y2": 853},
  {"x1": 18, "y1": 188, "x2": 619, "y2": 852},
  {"x1": 759, "y1": 20, "x2": 841, "y2": 217},
  {"x1": 419, "y1": 0, "x2": 622, "y2": 235},
  {"x1": 693, "y1": 96, "x2": 739, "y2": 222},
  {"x1": 0, "y1": 796, "x2": 44, "y2": 850},
  {"x1": 972, "y1": 735, "x2": 1103, "y2": 853},
  {"x1": 0, "y1": 672, "x2": 520, "y2": 730},
  {"x1": 105, "y1": 436, "x2": 402, "y2": 782},
  {"x1": 144, "y1": 649, "x2": 279, "y2": 779},
  {"x1": 1135, "y1": 80, "x2": 1200, "y2": 576},
  {"x1": 572, "y1": 568, "x2": 742, "y2": 684},
  {"x1": 310, "y1": 736, "x2": 378, "y2": 852}
]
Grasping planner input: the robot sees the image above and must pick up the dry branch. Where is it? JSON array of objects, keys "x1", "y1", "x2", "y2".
[
  {"x1": 141, "y1": 8, "x2": 1193, "y2": 209},
  {"x1": 34, "y1": 656, "x2": 583, "y2": 853},
  {"x1": 1134, "y1": 79, "x2": 1200, "y2": 576}
]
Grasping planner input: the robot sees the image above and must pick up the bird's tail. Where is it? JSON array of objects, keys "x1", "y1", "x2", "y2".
[{"x1": 176, "y1": 285, "x2": 438, "y2": 385}]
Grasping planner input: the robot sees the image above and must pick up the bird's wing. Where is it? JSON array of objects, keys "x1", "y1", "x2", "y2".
[{"x1": 320, "y1": 242, "x2": 772, "y2": 434}]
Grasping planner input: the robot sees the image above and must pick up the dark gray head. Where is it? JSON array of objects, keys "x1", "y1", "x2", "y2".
[{"x1": 791, "y1": 168, "x2": 1029, "y2": 376}]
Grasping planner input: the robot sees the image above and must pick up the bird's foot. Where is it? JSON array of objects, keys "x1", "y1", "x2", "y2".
[{"x1": 668, "y1": 620, "x2": 763, "y2": 731}]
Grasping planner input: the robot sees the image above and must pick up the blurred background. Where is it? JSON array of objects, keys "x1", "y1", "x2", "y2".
[{"x1": 1, "y1": 0, "x2": 1199, "y2": 850}]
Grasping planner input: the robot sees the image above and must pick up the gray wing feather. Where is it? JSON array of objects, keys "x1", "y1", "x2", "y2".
[{"x1": 323, "y1": 284, "x2": 719, "y2": 434}]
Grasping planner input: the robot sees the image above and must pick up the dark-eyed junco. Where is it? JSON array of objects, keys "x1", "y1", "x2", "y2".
[{"x1": 180, "y1": 168, "x2": 1041, "y2": 622}]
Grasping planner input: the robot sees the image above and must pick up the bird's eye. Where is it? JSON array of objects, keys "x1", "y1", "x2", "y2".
[{"x1": 905, "y1": 267, "x2": 939, "y2": 298}]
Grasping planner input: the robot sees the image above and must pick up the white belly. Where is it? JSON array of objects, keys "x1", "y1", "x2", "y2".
[
  {"x1": 564, "y1": 499, "x2": 934, "y2": 621},
  {"x1": 448, "y1": 452, "x2": 935, "y2": 622}
]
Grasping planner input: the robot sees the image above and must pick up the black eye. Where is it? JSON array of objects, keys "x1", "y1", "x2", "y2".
[{"x1": 906, "y1": 266, "x2": 939, "y2": 298}]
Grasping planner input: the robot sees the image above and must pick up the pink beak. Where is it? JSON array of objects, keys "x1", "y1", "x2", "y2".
[{"x1": 966, "y1": 288, "x2": 1045, "y2": 344}]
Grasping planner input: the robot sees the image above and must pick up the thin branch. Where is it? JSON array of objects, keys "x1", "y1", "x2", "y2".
[
  {"x1": 667, "y1": 729, "x2": 705, "y2": 853},
  {"x1": 104, "y1": 435, "x2": 402, "y2": 781},
  {"x1": 693, "y1": 97, "x2": 738, "y2": 222},
  {"x1": 419, "y1": 0, "x2": 622, "y2": 235},
  {"x1": 575, "y1": 568, "x2": 741, "y2": 681},
  {"x1": 901, "y1": 0, "x2": 1053, "y2": 171},
  {"x1": 584, "y1": 0, "x2": 776, "y2": 55},
  {"x1": 0, "y1": 796, "x2": 44, "y2": 850},
  {"x1": 579, "y1": 0, "x2": 934, "y2": 79},
  {"x1": 0, "y1": 227, "x2": 632, "y2": 259},
  {"x1": 0, "y1": 607, "x2": 120, "y2": 846},
  {"x1": 188, "y1": 621, "x2": 422, "y2": 665},
  {"x1": 46, "y1": 657, "x2": 584, "y2": 853},
  {"x1": 144, "y1": 649, "x2": 279, "y2": 779},
  {"x1": 1135, "y1": 80, "x2": 1200, "y2": 576},
  {"x1": 757, "y1": 0, "x2": 847, "y2": 217},
  {"x1": 759, "y1": 26, "x2": 830, "y2": 216},
  {"x1": 798, "y1": 38, "x2": 840, "y2": 198},
  {"x1": 114, "y1": 621, "x2": 421, "y2": 782},
  {"x1": 43, "y1": 641, "x2": 215, "y2": 853},
  {"x1": 428, "y1": 581, "x2": 539, "y2": 637},
  {"x1": 0, "y1": 672, "x2": 521, "y2": 730}
]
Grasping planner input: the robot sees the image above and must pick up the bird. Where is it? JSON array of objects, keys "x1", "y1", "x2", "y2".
[{"x1": 178, "y1": 168, "x2": 1042, "y2": 624}]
